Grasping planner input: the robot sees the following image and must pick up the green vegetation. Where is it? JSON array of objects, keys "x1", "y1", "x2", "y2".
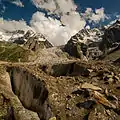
[{"x1": 0, "y1": 41, "x2": 34, "y2": 62}]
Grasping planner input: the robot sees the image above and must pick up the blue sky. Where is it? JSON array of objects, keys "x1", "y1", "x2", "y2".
[
  {"x1": 75, "y1": 0, "x2": 120, "y2": 14},
  {"x1": 0, "y1": 0, "x2": 37, "y2": 22},
  {"x1": 0, "y1": 0, "x2": 120, "y2": 26},
  {"x1": 75, "y1": 0, "x2": 120, "y2": 26}
]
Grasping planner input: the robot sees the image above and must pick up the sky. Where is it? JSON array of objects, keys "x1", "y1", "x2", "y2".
[
  {"x1": 75, "y1": 0, "x2": 120, "y2": 26},
  {"x1": 0, "y1": 0, "x2": 120, "y2": 45},
  {"x1": 75, "y1": 0, "x2": 120, "y2": 13},
  {"x1": 1, "y1": 0, "x2": 120, "y2": 24}
]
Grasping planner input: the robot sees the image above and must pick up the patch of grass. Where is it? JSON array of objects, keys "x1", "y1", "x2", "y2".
[{"x1": 0, "y1": 41, "x2": 34, "y2": 62}]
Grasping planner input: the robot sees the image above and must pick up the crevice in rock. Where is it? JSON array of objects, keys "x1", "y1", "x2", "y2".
[{"x1": 7, "y1": 66, "x2": 52, "y2": 120}]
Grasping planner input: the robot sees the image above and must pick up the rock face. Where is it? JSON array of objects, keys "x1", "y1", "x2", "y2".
[
  {"x1": 5, "y1": 30, "x2": 53, "y2": 51},
  {"x1": 8, "y1": 66, "x2": 52, "y2": 120},
  {"x1": 99, "y1": 20, "x2": 120, "y2": 54},
  {"x1": 24, "y1": 32, "x2": 53, "y2": 51},
  {"x1": 64, "y1": 39, "x2": 84, "y2": 59},
  {"x1": 0, "y1": 30, "x2": 25, "y2": 42},
  {"x1": 0, "y1": 65, "x2": 39, "y2": 120},
  {"x1": 64, "y1": 39, "x2": 89, "y2": 60},
  {"x1": 11, "y1": 30, "x2": 53, "y2": 51},
  {"x1": 64, "y1": 28, "x2": 104, "y2": 60},
  {"x1": 65, "y1": 20, "x2": 120, "y2": 60},
  {"x1": 68, "y1": 28, "x2": 103, "y2": 44}
]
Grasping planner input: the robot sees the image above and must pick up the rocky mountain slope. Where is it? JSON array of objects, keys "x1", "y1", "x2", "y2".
[{"x1": 0, "y1": 20, "x2": 120, "y2": 120}]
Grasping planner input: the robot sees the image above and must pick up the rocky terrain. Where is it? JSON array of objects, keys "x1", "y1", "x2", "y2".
[{"x1": 0, "y1": 20, "x2": 120, "y2": 120}]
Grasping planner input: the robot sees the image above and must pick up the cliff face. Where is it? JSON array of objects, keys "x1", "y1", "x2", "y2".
[
  {"x1": 99, "y1": 20, "x2": 120, "y2": 54},
  {"x1": 8, "y1": 66, "x2": 52, "y2": 120},
  {"x1": 0, "y1": 65, "x2": 40, "y2": 120}
]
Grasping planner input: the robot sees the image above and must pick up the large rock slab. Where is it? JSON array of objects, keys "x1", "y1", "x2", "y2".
[{"x1": 0, "y1": 65, "x2": 39, "y2": 120}]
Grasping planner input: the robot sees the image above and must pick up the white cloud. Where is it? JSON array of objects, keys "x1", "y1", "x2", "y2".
[
  {"x1": 0, "y1": 18, "x2": 32, "y2": 32},
  {"x1": 31, "y1": 0, "x2": 77, "y2": 15},
  {"x1": 61, "y1": 12, "x2": 86, "y2": 30},
  {"x1": 82, "y1": 7, "x2": 108, "y2": 24},
  {"x1": 116, "y1": 15, "x2": 120, "y2": 18},
  {"x1": 30, "y1": 12, "x2": 86, "y2": 45},
  {"x1": 30, "y1": 0, "x2": 86, "y2": 45},
  {"x1": 11, "y1": 0, "x2": 24, "y2": 7}
]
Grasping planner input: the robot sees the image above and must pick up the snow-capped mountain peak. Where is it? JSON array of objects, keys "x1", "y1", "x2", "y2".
[{"x1": 69, "y1": 27, "x2": 104, "y2": 45}]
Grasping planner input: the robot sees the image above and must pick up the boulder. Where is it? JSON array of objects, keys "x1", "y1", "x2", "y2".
[
  {"x1": 0, "y1": 65, "x2": 39, "y2": 120},
  {"x1": 93, "y1": 91, "x2": 116, "y2": 109},
  {"x1": 47, "y1": 61, "x2": 90, "y2": 77},
  {"x1": 81, "y1": 83, "x2": 102, "y2": 91},
  {"x1": 64, "y1": 39, "x2": 88, "y2": 59}
]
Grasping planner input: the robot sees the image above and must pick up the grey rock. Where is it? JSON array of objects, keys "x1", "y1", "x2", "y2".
[{"x1": 81, "y1": 83, "x2": 102, "y2": 91}]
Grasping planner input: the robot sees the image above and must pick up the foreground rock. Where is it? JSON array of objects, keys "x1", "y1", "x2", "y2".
[
  {"x1": 0, "y1": 59, "x2": 118, "y2": 120},
  {"x1": 81, "y1": 83, "x2": 102, "y2": 91},
  {"x1": 0, "y1": 65, "x2": 39, "y2": 120},
  {"x1": 88, "y1": 104, "x2": 119, "y2": 120}
]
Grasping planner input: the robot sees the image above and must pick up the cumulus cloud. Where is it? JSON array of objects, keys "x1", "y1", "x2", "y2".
[
  {"x1": 1, "y1": 0, "x2": 24, "y2": 7},
  {"x1": 0, "y1": 18, "x2": 32, "y2": 32},
  {"x1": 0, "y1": 10, "x2": 86, "y2": 45},
  {"x1": 30, "y1": 12, "x2": 86, "y2": 45},
  {"x1": 61, "y1": 12, "x2": 86, "y2": 30},
  {"x1": 30, "y1": 0, "x2": 86, "y2": 45},
  {"x1": 82, "y1": 7, "x2": 108, "y2": 24},
  {"x1": 10, "y1": 0, "x2": 24, "y2": 7},
  {"x1": 31, "y1": 0, "x2": 77, "y2": 15},
  {"x1": 116, "y1": 15, "x2": 120, "y2": 19}
]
